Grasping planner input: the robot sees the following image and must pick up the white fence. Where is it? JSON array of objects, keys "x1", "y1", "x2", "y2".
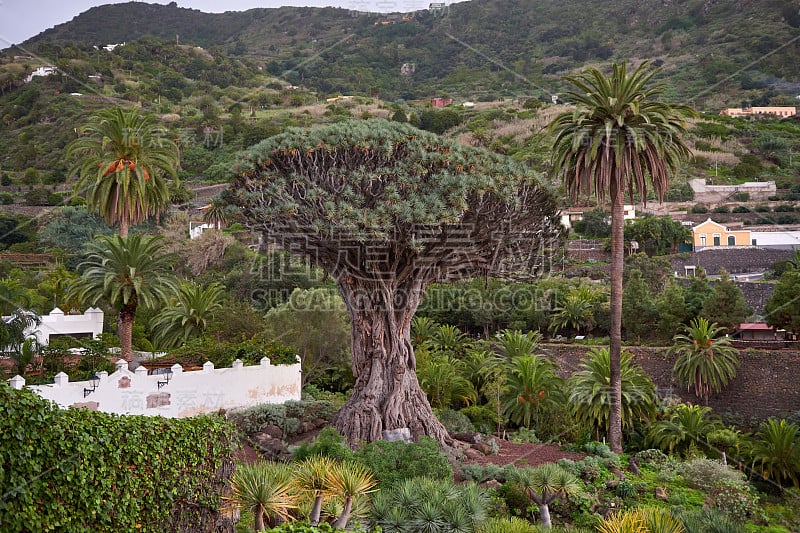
[{"x1": 11, "y1": 357, "x2": 301, "y2": 417}]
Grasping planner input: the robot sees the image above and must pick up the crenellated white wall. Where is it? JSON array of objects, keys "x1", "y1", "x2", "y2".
[{"x1": 13, "y1": 357, "x2": 301, "y2": 417}]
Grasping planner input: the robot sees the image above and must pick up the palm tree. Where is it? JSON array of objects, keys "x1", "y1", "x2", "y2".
[
  {"x1": 327, "y1": 461, "x2": 378, "y2": 529},
  {"x1": 417, "y1": 352, "x2": 477, "y2": 409},
  {"x1": 492, "y1": 329, "x2": 542, "y2": 360},
  {"x1": 227, "y1": 462, "x2": 298, "y2": 531},
  {"x1": 1, "y1": 311, "x2": 40, "y2": 376},
  {"x1": 550, "y1": 62, "x2": 695, "y2": 452},
  {"x1": 646, "y1": 404, "x2": 723, "y2": 458},
  {"x1": 68, "y1": 106, "x2": 178, "y2": 237},
  {"x1": 512, "y1": 463, "x2": 582, "y2": 529},
  {"x1": 746, "y1": 418, "x2": 800, "y2": 489},
  {"x1": 568, "y1": 347, "x2": 657, "y2": 440},
  {"x1": 69, "y1": 235, "x2": 177, "y2": 361},
  {"x1": 151, "y1": 281, "x2": 224, "y2": 349},
  {"x1": 549, "y1": 293, "x2": 596, "y2": 336},
  {"x1": 671, "y1": 317, "x2": 740, "y2": 404},
  {"x1": 502, "y1": 354, "x2": 565, "y2": 429}
]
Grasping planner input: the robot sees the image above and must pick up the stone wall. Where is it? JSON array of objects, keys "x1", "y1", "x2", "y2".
[
  {"x1": 670, "y1": 248, "x2": 794, "y2": 275},
  {"x1": 540, "y1": 343, "x2": 800, "y2": 425}
]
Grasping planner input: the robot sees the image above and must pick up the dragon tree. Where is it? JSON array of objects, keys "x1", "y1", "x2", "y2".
[{"x1": 226, "y1": 119, "x2": 560, "y2": 446}]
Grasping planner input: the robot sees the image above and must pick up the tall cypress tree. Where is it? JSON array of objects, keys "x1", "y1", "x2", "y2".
[{"x1": 701, "y1": 269, "x2": 751, "y2": 330}]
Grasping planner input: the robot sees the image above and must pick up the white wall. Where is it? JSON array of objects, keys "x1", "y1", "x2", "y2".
[
  {"x1": 15, "y1": 357, "x2": 301, "y2": 417},
  {"x1": 30, "y1": 307, "x2": 104, "y2": 345}
]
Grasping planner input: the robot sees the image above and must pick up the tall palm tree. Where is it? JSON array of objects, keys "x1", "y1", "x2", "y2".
[
  {"x1": 1, "y1": 310, "x2": 40, "y2": 375},
  {"x1": 512, "y1": 463, "x2": 582, "y2": 529},
  {"x1": 746, "y1": 418, "x2": 800, "y2": 489},
  {"x1": 550, "y1": 62, "x2": 695, "y2": 452},
  {"x1": 68, "y1": 106, "x2": 179, "y2": 237},
  {"x1": 69, "y1": 235, "x2": 177, "y2": 361},
  {"x1": 671, "y1": 317, "x2": 740, "y2": 404},
  {"x1": 150, "y1": 281, "x2": 225, "y2": 349}
]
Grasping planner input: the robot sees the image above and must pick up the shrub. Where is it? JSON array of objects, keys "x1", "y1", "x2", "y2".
[
  {"x1": 774, "y1": 204, "x2": 796, "y2": 212},
  {"x1": 678, "y1": 458, "x2": 747, "y2": 492},
  {"x1": 370, "y1": 478, "x2": 487, "y2": 533},
  {"x1": 712, "y1": 205, "x2": 730, "y2": 213},
  {"x1": 754, "y1": 204, "x2": 771, "y2": 212},
  {"x1": 0, "y1": 386, "x2": 235, "y2": 532},
  {"x1": 0, "y1": 192, "x2": 13, "y2": 204},
  {"x1": 292, "y1": 427, "x2": 354, "y2": 462},
  {"x1": 732, "y1": 205, "x2": 751, "y2": 213},
  {"x1": 680, "y1": 508, "x2": 746, "y2": 533},
  {"x1": 732, "y1": 192, "x2": 750, "y2": 202},
  {"x1": 710, "y1": 479, "x2": 758, "y2": 522},
  {"x1": 435, "y1": 408, "x2": 475, "y2": 433},
  {"x1": 690, "y1": 204, "x2": 708, "y2": 214},
  {"x1": 584, "y1": 441, "x2": 616, "y2": 458},
  {"x1": 634, "y1": 448, "x2": 670, "y2": 466},
  {"x1": 353, "y1": 436, "x2": 452, "y2": 489},
  {"x1": 460, "y1": 405, "x2": 498, "y2": 434},
  {"x1": 615, "y1": 479, "x2": 638, "y2": 498}
]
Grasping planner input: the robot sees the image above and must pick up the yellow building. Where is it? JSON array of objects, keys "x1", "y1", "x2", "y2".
[{"x1": 692, "y1": 219, "x2": 752, "y2": 249}]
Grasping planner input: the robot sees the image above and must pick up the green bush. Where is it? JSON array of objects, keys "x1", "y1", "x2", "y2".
[
  {"x1": 292, "y1": 427, "x2": 353, "y2": 462},
  {"x1": 732, "y1": 205, "x2": 751, "y2": 213},
  {"x1": 690, "y1": 204, "x2": 708, "y2": 214},
  {"x1": 712, "y1": 205, "x2": 730, "y2": 213},
  {"x1": 435, "y1": 408, "x2": 475, "y2": 433},
  {"x1": 0, "y1": 192, "x2": 13, "y2": 204},
  {"x1": 460, "y1": 405, "x2": 498, "y2": 434},
  {"x1": 0, "y1": 385, "x2": 235, "y2": 532},
  {"x1": 353, "y1": 436, "x2": 452, "y2": 489}
]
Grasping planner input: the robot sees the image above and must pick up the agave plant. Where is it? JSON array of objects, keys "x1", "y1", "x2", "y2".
[
  {"x1": 227, "y1": 462, "x2": 298, "y2": 531},
  {"x1": 680, "y1": 508, "x2": 745, "y2": 533},
  {"x1": 371, "y1": 478, "x2": 488, "y2": 533}
]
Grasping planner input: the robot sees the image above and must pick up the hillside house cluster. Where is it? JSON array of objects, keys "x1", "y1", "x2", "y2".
[
  {"x1": 692, "y1": 219, "x2": 800, "y2": 251},
  {"x1": 559, "y1": 205, "x2": 636, "y2": 230}
]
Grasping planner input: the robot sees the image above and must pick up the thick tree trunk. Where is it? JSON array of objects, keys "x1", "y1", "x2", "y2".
[
  {"x1": 333, "y1": 276, "x2": 452, "y2": 446},
  {"x1": 254, "y1": 503, "x2": 265, "y2": 531},
  {"x1": 120, "y1": 307, "x2": 135, "y2": 362},
  {"x1": 608, "y1": 192, "x2": 624, "y2": 453},
  {"x1": 309, "y1": 495, "x2": 323, "y2": 525}
]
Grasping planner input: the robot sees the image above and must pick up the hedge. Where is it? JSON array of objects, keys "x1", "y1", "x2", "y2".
[{"x1": 0, "y1": 384, "x2": 236, "y2": 532}]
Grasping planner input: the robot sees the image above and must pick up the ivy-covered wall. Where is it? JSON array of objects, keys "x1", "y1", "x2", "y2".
[{"x1": 0, "y1": 384, "x2": 236, "y2": 532}]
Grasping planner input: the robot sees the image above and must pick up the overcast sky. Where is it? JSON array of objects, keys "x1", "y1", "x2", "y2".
[{"x1": 0, "y1": 0, "x2": 450, "y2": 48}]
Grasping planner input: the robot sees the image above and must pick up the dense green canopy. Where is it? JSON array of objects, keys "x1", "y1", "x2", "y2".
[{"x1": 227, "y1": 119, "x2": 561, "y2": 283}]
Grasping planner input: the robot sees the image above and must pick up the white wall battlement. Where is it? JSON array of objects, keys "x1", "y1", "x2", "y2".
[{"x1": 11, "y1": 357, "x2": 301, "y2": 417}]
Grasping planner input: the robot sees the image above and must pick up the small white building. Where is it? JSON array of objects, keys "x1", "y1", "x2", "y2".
[
  {"x1": 24, "y1": 66, "x2": 57, "y2": 83},
  {"x1": 3, "y1": 307, "x2": 105, "y2": 345},
  {"x1": 560, "y1": 205, "x2": 636, "y2": 230}
]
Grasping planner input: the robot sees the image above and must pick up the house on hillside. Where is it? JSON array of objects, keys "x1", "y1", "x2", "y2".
[
  {"x1": 431, "y1": 97, "x2": 453, "y2": 107},
  {"x1": 689, "y1": 178, "x2": 776, "y2": 203},
  {"x1": 559, "y1": 205, "x2": 636, "y2": 230},
  {"x1": 720, "y1": 106, "x2": 797, "y2": 119},
  {"x1": 692, "y1": 218, "x2": 800, "y2": 250}
]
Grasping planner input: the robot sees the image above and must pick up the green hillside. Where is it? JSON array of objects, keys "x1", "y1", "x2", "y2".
[{"x1": 12, "y1": 0, "x2": 800, "y2": 106}]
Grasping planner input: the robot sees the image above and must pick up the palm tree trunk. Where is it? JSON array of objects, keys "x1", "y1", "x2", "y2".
[
  {"x1": 120, "y1": 307, "x2": 135, "y2": 362},
  {"x1": 608, "y1": 192, "x2": 624, "y2": 453},
  {"x1": 119, "y1": 211, "x2": 130, "y2": 238}
]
